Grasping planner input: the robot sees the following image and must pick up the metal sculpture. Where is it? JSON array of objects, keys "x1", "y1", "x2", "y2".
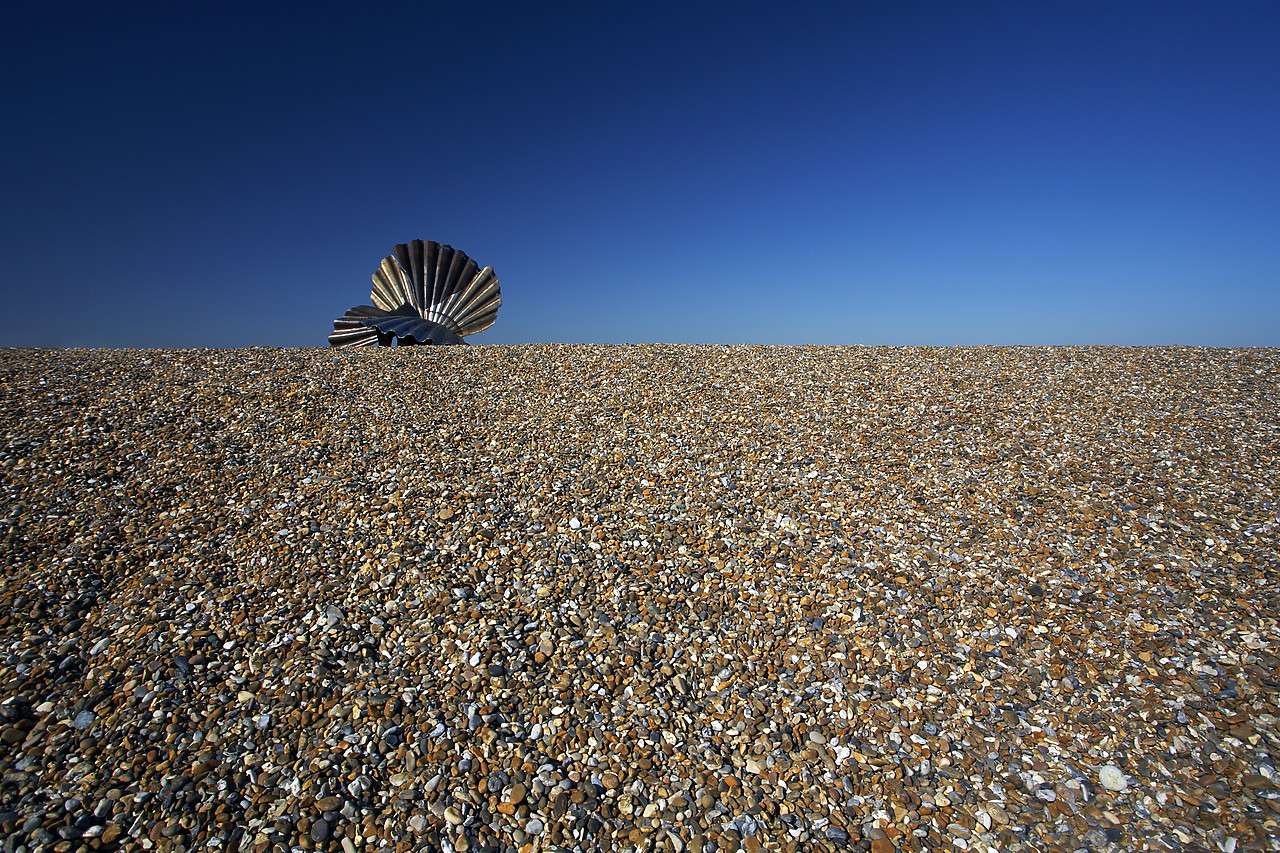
[{"x1": 329, "y1": 240, "x2": 501, "y2": 347}]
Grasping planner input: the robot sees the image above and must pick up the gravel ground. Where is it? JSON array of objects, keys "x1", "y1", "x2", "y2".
[{"x1": 1, "y1": 345, "x2": 1278, "y2": 853}]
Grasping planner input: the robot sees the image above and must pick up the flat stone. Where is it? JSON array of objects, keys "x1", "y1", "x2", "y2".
[{"x1": 1098, "y1": 765, "x2": 1128, "y2": 792}]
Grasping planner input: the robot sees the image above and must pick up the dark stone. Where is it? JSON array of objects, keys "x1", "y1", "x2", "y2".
[{"x1": 825, "y1": 826, "x2": 851, "y2": 846}]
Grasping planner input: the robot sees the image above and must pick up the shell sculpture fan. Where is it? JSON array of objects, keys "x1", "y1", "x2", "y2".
[{"x1": 328, "y1": 240, "x2": 501, "y2": 347}]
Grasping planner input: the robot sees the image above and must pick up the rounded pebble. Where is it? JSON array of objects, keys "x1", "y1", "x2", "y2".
[{"x1": 1098, "y1": 765, "x2": 1129, "y2": 791}]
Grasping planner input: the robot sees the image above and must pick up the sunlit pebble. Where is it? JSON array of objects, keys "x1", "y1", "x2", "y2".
[
  {"x1": 1098, "y1": 765, "x2": 1128, "y2": 792},
  {"x1": 0, "y1": 345, "x2": 1277, "y2": 852}
]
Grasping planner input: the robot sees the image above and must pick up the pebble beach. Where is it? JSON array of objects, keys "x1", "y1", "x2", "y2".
[{"x1": 1, "y1": 345, "x2": 1278, "y2": 853}]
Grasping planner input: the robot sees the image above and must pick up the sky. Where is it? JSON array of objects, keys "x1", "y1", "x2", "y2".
[{"x1": 2, "y1": 1, "x2": 1278, "y2": 347}]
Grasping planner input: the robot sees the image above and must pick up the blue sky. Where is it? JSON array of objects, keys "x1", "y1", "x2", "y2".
[{"x1": 2, "y1": 1, "x2": 1277, "y2": 346}]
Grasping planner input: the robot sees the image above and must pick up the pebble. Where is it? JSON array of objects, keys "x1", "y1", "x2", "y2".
[
  {"x1": 0, "y1": 346, "x2": 1277, "y2": 852},
  {"x1": 1098, "y1": 765, "x2": 1129, "y2": 792}
]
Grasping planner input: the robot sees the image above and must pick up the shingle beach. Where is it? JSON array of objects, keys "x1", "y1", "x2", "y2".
[{"x1": 2, "y1": 345, "x2": 1278, "y2": 853}]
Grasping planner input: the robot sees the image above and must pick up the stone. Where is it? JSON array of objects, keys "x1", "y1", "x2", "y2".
[{"x1": 1098, "y1": 765, "x2": 1128, "y2": 792}]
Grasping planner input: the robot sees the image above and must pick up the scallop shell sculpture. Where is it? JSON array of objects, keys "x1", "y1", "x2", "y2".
[{"x1": 328, "y1": 240, "x2": 501, "y2": 347}]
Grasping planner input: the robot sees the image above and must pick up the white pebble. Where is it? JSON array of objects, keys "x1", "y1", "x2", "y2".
[{"x1": 1098, "y1": 765, "x2": 1128, "y2": 791}]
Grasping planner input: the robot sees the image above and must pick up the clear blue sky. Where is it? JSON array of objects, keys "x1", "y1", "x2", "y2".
[{"x1": 2, "y1": 1, "x2": 1277, "y2": 346}]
